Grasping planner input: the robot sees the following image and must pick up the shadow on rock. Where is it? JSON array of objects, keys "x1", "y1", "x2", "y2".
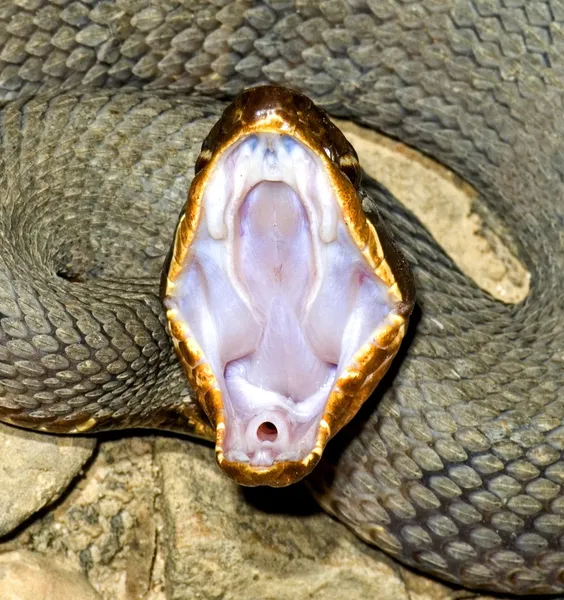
[{"x1": 241, "y1": 481, "x2": 321, "y2": 516}]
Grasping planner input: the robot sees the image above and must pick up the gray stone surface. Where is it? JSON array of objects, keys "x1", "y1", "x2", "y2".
[
  {"x1": 0, "y1": 423, "x2": 95, "y2": 536},
  {"x1": 4, "y1": 436, "x2": 161, "y2": 600}
]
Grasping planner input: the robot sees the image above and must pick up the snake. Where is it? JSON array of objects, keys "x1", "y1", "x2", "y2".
[{"x1": 0, "y1": 0, "x2": 562, "y2": 596}]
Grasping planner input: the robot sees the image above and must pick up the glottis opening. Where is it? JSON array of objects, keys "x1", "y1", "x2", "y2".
[
  {"x1": 165, "y1": 133, "x2": 400, "y2": 477},
  {"x1": 257, "y1": 422, "x2": 278, "y2": 442}
]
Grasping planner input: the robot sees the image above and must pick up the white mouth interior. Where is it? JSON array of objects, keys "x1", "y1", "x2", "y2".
[{"x1": 169, "y1": 134, "x2": 395, "y2": 467}]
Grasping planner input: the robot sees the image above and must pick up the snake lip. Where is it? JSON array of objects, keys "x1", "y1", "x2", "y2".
[
  {"x1": 214, "y1": 415, "x2": 328, "y2": 488},
  {"x1": 163, "y1": 85, "x2": 414, "y2": 487}
]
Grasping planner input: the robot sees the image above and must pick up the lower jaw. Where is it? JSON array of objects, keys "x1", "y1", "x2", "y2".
[
  {"x1": 215, "y1": 423, "x2": 327, "y2": 487},
  {"x1": 232, "y1": 407, "x2": 318, "y2": 451},
  {"x1": 215, "y1": 449, "x2": 322, "y2": 487}
]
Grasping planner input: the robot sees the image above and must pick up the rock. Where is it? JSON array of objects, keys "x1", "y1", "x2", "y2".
[
  {"x1": 4, "y1": 436, "x2": 161, "y2": 600},
  {"x1": 0, "y1": 550, "x2": 101, "y2": 599},
  {"x1": 0, "y1": 423, "x2": 95, "y2": 536},
  {"x1": 4, "y1": 435, "x2": 503, "y2": 600},
  {"x1": 335, "y1": 119, "x2": 529, "y2": 304},
  {"x1": 156, "y1": 438, "x2": 470, "y2": 600}
]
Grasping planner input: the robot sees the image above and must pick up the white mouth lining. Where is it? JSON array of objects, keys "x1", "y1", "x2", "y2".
[{"x1": 169, "y1": 133, "x2": 395, "y2": 467}]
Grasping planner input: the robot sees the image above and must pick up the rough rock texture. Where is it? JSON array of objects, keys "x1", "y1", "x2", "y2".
[
  {"x1": 0, "y1": 422, "x2": 95, "y2": 536},
  {"x1": 3, "y1": 436, "x2": 161, "y2": 600},
  {"x1": 5, "y1": 435, "x2": 498, "y2": 600},
  {"x1": 0, "y1": 550, "x2": 101, "y2": 600}
]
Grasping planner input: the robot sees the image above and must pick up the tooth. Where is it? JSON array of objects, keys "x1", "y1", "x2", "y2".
[
  {"x1": 206, "y1": 138, "x2": 258, "y2": 239},
  {"x1": 204, "y1": 169, "x2": 228, "y2": 239},
  {"x1": 293, "y1": 148, "x2": 338, "y2": 244},
  {"x1": 274, "y1": 451, "x2": 300, "y2": 462},
  {"x1": 225, "y1": 450, "x2": 250, "y2": 463},
  {"x1": 294, "y1": 155, "x2": 316, "y2": 218},
  {"x1": 316, "y1": 168, "x2": 338, "y2": 243}
]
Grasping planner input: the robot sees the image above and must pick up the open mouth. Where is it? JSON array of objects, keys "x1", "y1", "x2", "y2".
[{"x1": 163, "y1": 86, "x2": 414, "y2": 487}]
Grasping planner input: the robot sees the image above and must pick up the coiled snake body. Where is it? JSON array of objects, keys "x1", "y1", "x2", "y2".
[{"x1": 0, "y1": 1, "x2": 562, "y2": 595}]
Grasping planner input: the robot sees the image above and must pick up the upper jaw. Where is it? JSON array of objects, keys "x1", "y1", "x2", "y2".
[{"x1": 204, "y1": 133, "x2": 339, "y2": 246}]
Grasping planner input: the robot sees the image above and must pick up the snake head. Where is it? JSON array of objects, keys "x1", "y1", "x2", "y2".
[{"x1": 162, "y1": 85, "x2": 414, "y2": 487}]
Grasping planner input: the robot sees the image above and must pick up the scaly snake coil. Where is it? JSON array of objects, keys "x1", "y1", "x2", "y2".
[{"x1": 0, "y1": 1, "x2": 562, "y2": 595}]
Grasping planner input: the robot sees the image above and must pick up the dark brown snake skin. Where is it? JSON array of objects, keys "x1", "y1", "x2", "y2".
[{"x1": 0, "y1": 1, "x2": 562, "y2": 595}]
